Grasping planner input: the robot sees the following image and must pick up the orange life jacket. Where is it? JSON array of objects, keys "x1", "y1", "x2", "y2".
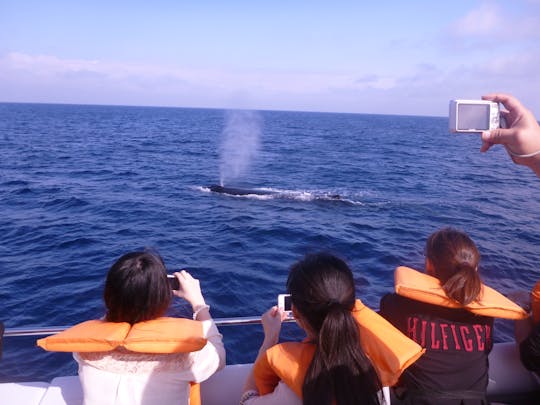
[
  {"x1": 532, "y1": 280, "x2": 540, "y2": 324},
  {"x1": 394, "y1": 266, "x2": 528, "y2": 320},
  {"x1": 37, "y1": 317, "x2": 207, "y2": 405},
  {"x1": 37, "y1": 317, "x2": 207, "y2": 352},
  {"x1": 253, "y1": 299, "x2": 424, "y2": 397}
]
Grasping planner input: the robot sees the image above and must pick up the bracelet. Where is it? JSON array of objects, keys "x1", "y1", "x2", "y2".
[
  {"x1": 507, "y1": 148, "x2": 540, "y2": 158},
  {"x1": 239, "y1": 390, "x2": 259, "y2": 405},
  {"x1": 192, "y1": 304, "x2": 210, "y2": 320}
]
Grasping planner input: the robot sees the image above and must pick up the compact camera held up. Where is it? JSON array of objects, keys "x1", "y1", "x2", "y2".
[
  {"x1": 167, "y1": 274, "x2": 181, "y2": 291},
  {"x1": 277, "y1": 294, "x2": 293, "y2": 319},
  {"x1": 449, "y1": 99, "x2": 503, "y2": 133}
]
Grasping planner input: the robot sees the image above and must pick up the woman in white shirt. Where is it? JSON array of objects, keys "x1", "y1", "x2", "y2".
[{"x1": 74, "y1": 250, "x2": 225, "y2": 405}]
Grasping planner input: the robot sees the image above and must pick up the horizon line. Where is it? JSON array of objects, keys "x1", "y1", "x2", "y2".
[{"x1": 0, "y1": 100, "x2": 445, "y2": 119}]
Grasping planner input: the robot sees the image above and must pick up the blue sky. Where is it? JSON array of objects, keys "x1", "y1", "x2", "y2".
[{"x1": 1, "y1": 0, "x2": 539, "y2": 116}]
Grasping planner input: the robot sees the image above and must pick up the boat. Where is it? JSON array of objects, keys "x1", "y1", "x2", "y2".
[{"x1": 1, "y1": 318, "x2": 539, "y2": 404}]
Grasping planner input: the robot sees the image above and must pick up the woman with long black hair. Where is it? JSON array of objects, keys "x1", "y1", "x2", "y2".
[{"x1": 240, "y1": 252, "x2": 383, "y2": 405}]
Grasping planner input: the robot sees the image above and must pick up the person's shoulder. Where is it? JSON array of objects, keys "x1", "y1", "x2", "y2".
[
  {"x1": 379, "y1": 293, "x2": 419, "y2": 320},
  {"x1": 268, "y1": 341, "x2": 314, "y2": 354},
  {"x1": 380, "y1": 293, "x2": 455, "y2": 318},
  {"x1": 380, "y1": 292, "x2": 414, "y2": 307},
  {"x1": 264, "y1": 341, "x2": 316, "y2": 365}
]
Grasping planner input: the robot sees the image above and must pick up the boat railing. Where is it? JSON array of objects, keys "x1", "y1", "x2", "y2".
[
  {"x1": 3, "y1": 319, "x2": 540, "y2": 403},
  {"x1": 3, "y1": 316, "x2": 295, "y2": 337}
]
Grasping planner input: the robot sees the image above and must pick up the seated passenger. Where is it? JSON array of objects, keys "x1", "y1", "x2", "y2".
[
  {"x1": 380, "y1": 228, "x2": 493, "y2": 404},
  {"x1": 59, "y1": 250, "x2": 224, "y2": 405},
  {"x1": 516, "y1": 281, "x2": 540, "y2": 377},
  {"x1": 240, "y1": 252, "x2": 423, "y2": 405},
  {"x1": 479, "y1": 93, "x2": 540, "y2": 383}
]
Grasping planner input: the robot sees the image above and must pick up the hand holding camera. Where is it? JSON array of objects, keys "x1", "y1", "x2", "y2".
[
  {"x1": 449, "y1": 94, "x2": 540, "y2": 177},
  {"x1": 261, "y1": 306, "x2": 286, "y2": 348},
  {"x1": 479, "y1": 93, "x2": 540, "y2": 176},
  {"x1": 170, "y1": 270, "x2": 207, "y2": 311}
]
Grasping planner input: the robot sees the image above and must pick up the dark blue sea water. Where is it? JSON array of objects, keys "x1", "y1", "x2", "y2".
[{"x1": 1, "y1": 102, "x2": 539, "y2": 383}]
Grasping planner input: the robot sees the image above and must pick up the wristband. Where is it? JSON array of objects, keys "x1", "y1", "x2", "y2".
[
  {"x1": 239, "y1": 390, "x2": 259, "y2": 405},
  {"x1": 192, "y1": 304, "x2": 210, "y2": 320},
  {"x1": 507, "y1": 148, "x2": 540, "y2": 158}
]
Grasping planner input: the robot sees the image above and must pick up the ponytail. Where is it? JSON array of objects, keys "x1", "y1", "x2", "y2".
[
  {"x1": 426, "y1": 228, "x2": 483, "y2": 306},
  {"x1": 303, "y1": 306, "x2": 381, "y2": 405},
  {"x1": 442, "y1": 263, "x2": 482, "y2": 306},
  {"x1": 287, "y1": 253, "x2": 381, "y2": 405}
]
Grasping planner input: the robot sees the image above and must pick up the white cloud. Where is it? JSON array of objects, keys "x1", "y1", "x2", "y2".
[
  {"x1": 1, "y1": 50, "x2": 539, "y2": 118},
  {"x1": 0, "y1": 52, "x2": 348, "y2": 95},
  {"x1": 2, "y1": 51, "x2": 407, "y2": 105},
  {"x1": 447, "y1": 1, "x2": 540, "y2": 44},
  {"x1": 450, "y1": 2, "x2": 502, "y2": 37}
]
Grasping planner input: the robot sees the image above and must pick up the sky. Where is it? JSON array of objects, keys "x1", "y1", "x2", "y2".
[{"x1": 1, "y1": 0, "x2": 539, "y2": 116}]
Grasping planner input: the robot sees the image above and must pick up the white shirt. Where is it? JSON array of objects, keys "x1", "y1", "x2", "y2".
[
  {"x1": 74, "y1": 319, "x2": 225, "y2": 405},
  {"x1": 241, "y1": 382, "x2": 302, "y2": 405},
  {"x1": 241, "y1": 383, "x2": 389, "y2": 405}
]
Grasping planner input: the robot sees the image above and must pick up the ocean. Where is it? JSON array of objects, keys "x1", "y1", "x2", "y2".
[{"x1": 1, "y1": 102, "x2": 539, "y2": 383}]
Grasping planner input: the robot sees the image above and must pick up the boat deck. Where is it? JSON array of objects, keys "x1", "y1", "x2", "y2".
[
  {"x1": 1, "y1": 343, "x2": 539, "y2": 404},
  {"x1": 0, "y1": 363, "x2": 250, "y2": 405}
]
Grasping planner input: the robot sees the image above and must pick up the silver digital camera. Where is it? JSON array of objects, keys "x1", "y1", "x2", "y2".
[
  {"x1": 277, "y1": 294, "x2": 292, "y2": 318},
  {"x1": 449, "y1": 99, "x2": 500, "y2": 133}
]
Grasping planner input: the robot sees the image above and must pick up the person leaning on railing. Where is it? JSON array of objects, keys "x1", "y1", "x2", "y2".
[
  {"x1": 39, "y1": 250, "x2": 225, "y2": 405},
  {"x1": 239, "y1": 252, "x2": 426, "y2": 405},
  {"x1": 514, "y1": 281, "x2": 540, "y2": 379},
  {"x1": 379, "y1": 228, "x2": 496, "y2": 405},
  {"x1": 240, "y1": 253, "x2": 383, "y2": 405}
]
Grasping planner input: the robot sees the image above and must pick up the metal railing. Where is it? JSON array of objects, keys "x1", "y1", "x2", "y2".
[{"x1": 3, "y1": 316, "x2": 295, "y2": 337}]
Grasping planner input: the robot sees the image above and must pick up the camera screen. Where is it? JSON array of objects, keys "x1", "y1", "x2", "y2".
[
  {"x1": 284, "y1": 295, "x2": 292, "y2": 311},
  {"x1": 457, "y1": 104, "x2": 490, "y2": 131}
]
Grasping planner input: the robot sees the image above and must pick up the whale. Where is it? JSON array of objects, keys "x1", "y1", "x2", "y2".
[
  {"x1": 208, "y1": 185, "x2": 276, "y2": 196},
  {"x1": 208, "y1": 184, "x2": 342, "y2": 200}
]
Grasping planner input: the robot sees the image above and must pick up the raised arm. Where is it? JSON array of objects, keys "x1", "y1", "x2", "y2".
[{"x1": 480, "y1": 93, "x2": 540, "y2": 177}]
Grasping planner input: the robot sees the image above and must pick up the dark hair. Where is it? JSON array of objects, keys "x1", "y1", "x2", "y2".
[
  {"x1": 104, "y1": 250, "x2": 171, "y2": 324},
  {"x1": 425, "y1": 228, "x2": 482, "y2": 305},
  {"x1": 287, "y1": 253, "x2": 381, "y2": 405}
]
